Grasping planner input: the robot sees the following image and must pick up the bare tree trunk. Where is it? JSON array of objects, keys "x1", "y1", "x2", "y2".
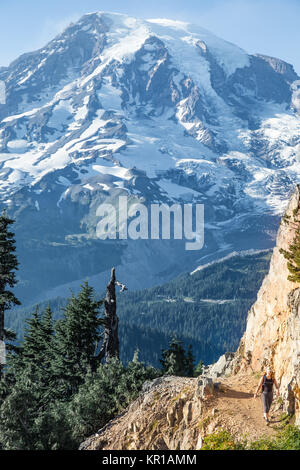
[
  {"x1": 97, "y1": 268, "x2": 120, "y2": 363},
  {"x1": 0, "y1": 307, "x2": 4, "y2": 376}
]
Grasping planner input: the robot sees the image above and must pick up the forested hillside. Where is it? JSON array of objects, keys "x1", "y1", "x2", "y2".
[
  {"x1": 117, "y1": 251, "x2": 271, "y2": 364},
  {"x1": 7, "y1": 251, "x2": 271, "y2": 366}
]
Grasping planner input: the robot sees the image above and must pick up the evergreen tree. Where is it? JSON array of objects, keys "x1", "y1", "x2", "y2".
[
  {"x1": 0, "y1": 329, "x2": 19, "y2": 404},
  {"x1": 160, "y1": 336, "x2": 187, "y2": 376},
  {"x1": 0, "y1": 305, "x2": 55, "y2": 448},
  {"x1": 194, "y1": 360, "x2": 204, "y2": 377},
  {"x1": 20, "y1": 307, "x2": 42, "y2": 370},
  {"x1": 0, "y1": 369, "x2": 41, "y2": 449},
  {"x1": 280, "y1": 211, "x2": 300, "y2": 282},
  {"x1": 51, "y1": 281, "x2": 104, "y2": 398},
  {"x1": 18, "y1": 306, "x2": 54, "y2": 396},
  {"x1": 0, "y1": 367, "x2": 74, "y2": 450},
  {"x1": 186, "y1": 344, "x2": 195, "y2": 377},
  {"x1": 0, "y1": 210, "x2": 20, "y2": 375},
  {"x1": 67, "y1": 358, "x2": 158, "y2": 444},
  {"x1": 39, "y1": 305, "x2": 55, "y2": 375},
  {"x1": 0, "y1": 305, "x2": 75, "y2": 450}
]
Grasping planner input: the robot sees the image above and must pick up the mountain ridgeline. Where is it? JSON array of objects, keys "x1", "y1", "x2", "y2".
[{"x1": 0, "y1": 12, "x2": 299, "y2": 304}]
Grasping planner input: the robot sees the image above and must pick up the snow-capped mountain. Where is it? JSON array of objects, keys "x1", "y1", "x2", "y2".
[{"x1": 0, "y1": 12, "x2": 300, "y2": 303}]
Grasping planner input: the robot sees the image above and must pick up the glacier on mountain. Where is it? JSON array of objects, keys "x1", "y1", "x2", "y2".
[{"x1": 0, "y1": 12, "x2": 299, "y2": 303}]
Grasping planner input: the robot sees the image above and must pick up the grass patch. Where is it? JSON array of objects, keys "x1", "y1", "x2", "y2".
[
  {"x1": 150, "y1": 420, "x2": 159, "y2": 432},
  {"x1": 197, "y1": 416, "x2": 211, "y2": 430},
  {"x1": 201, "y1": 425, "x2": 300, "y2": 450}
]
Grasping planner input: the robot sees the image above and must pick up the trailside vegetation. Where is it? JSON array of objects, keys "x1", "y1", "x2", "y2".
[
  {"x1": 0, "y1": 216, "x2": 200, "y2": 449},
  {"x1": 280, "y1": 207, "x2": 300, "y2": 282}
]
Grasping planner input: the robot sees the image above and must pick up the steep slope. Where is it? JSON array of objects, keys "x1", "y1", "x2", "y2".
[
  {"x1": 234, "y1": 185, "x2": 300, "y2": 425},
  {"x1": 80, "y1": 373, "x2": 284, "y2": 450},
  {"x1": 0, "y1": 12, "x2": 300, "y2": 303}
]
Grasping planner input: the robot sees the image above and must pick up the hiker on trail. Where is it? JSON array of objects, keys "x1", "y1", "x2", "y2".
[{"x1": 254, "y1": 367, "x2": 280, "y2": 423}]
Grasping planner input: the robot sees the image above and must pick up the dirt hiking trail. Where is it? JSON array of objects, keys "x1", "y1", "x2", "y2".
[
  {"x1": 80, "y1": 372, "x2": 289, "y2": 450},
  {"x1": 208, "y1": 372, "x2": 287, "y2": 442}
]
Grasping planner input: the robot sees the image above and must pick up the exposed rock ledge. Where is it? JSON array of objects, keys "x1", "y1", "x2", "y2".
[{"x1": 79, "y1": 373, "x2": 284, "y2": 450}]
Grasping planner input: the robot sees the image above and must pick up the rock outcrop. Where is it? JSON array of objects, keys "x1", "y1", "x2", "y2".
[
  {"x1": 79, "y1": 373, "x2": 284, "y2": 450},
  {"x1": 203, "y1": 352, "x2": 235, "y2": 379},
  {"x1": 80, "y1": 376, "x2": 203, "y2": 450},
  {"x1": 235, "y1": 185, "x2": 300, "y2": 424}
]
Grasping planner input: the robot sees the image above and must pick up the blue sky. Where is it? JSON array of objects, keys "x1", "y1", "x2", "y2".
[{"x1": 1, "y1": 0, "x2": 300, "y2": 74}]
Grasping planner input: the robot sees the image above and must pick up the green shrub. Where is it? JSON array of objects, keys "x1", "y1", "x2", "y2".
[
  {"x1": 201, "y1": 431, "x2": 245, "y2": 450},
  {"x1": 201, "y1": 425, "x2": 300, "y2": 451}
]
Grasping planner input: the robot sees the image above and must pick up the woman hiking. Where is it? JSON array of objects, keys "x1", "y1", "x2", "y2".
[{"x1": 254, "y1": 367, "x2": 280, "y2": 423}]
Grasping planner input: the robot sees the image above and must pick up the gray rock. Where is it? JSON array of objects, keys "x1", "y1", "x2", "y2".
[
  {"x1": 206, "y1": 352, "x2": 235, "y2": 379},
  {"x1": 197, "y1": 376, "x2": 214, "y2": 398}
]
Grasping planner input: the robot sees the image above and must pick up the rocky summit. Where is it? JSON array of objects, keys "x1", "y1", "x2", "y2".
[{"x1": 0, "y1": 12, "x2": 300, "y2": 303}]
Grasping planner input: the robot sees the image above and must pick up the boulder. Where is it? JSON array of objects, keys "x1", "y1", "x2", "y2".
[
  {"x1": 197, "y1": 376, "x2": 214, "y2": 398},
  {"x1": 206, "y1": 352, "x2": 235, "y2": 379}
]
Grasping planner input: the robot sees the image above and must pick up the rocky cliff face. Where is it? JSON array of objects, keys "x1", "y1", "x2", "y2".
[{"x1": 236, "y1": 184, "x2": 300, "y2": 424}]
